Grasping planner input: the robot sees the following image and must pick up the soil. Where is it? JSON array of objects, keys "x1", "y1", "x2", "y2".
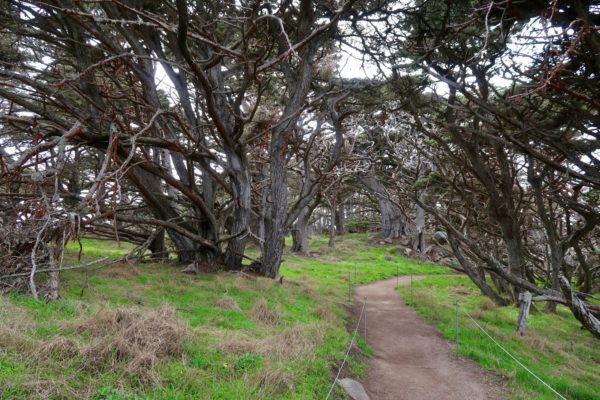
[{"x1": 352, "y1": 276, "x2": 506, "y2": 400}]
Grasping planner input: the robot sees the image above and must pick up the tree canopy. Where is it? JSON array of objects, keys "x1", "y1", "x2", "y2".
[{"x1": 1, "y1": 0, "x2": 599, "y2": 337}]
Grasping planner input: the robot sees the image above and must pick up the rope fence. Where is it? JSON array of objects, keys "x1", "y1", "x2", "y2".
[
  {"x1": 324, "y1": 295, "x2": 368, "y2": 400},
  {"x1": 329, "y1": 273, "x2": 574, "y2": 400},
  {"x1": 461, "y1": 308, "x2": 568, "y2": 400},
  {"x1": 405, "y1": 275, "x2": 569, "y2": 400}
]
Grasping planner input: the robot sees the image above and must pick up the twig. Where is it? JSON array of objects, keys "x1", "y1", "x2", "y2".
[{"x1": 1, "y1": 257, "x2": 109, "y2": 279}]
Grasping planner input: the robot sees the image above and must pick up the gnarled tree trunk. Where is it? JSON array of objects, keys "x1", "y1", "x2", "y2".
[
  {"x1": 149, "y1": 228, "x2": 167, "y2": 260},
  {"x1": 335, "y1": 202, "x2": 346, "y2": 235},
  {"x1": 224, "y1": 150, "x2": 252, "y2": 271},
  {"x1": 358, "y1": 175, "x2": 404, "y2": 240},
  {"x1": 292, "y1": 207, "x2": 311, "y2": 255}
]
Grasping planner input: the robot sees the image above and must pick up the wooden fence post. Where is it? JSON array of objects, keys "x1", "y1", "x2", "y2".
[{"x1": 516, "y1": 291, "x2": 532, "y2": 336}]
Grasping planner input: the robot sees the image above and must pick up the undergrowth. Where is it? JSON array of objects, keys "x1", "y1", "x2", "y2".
[{"x1": 0, "y1": 234, "x2": 444, "y2": 399}]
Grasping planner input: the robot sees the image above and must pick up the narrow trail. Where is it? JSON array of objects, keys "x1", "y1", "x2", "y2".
[{"x1": 352, "y1": 276, "x2": 506, "y2": 400}]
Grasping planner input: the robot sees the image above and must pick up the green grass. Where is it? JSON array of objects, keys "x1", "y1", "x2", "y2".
[
  {"x1": 0, "y1": 234, "x2": 446, "y2": 399},
  {"x1": 279, "y1": 234, "x2": 447, "y2": 297},
  {"x1": 397, "y1": 276, "x2": 600, "y2": 400},
  {"x1": 3, "y1": 235, "x2": 597, "y2": 399},
  {"x1": 65, "y1": 237, "x2": 135, "y2": 260}
]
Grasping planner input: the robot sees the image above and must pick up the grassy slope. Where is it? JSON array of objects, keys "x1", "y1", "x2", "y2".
[
  {"x1": 397, "y1": 276, "x2": 600, "y2": 400},
  {"x1": 0, "y1": 234, "x2": 446, "y2": 399}
]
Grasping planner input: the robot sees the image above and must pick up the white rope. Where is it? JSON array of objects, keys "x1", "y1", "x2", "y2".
[
  {"x1": 462, "y1": 310, "x2": 568, "y2": 400},
  {"x1": 324, "y1": 298, "x2": 367, "y2": 400}
]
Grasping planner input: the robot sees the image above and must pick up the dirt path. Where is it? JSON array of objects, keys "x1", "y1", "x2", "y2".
[{"x1": 352, "y1": 276, "x2": 506, "y2": 400}]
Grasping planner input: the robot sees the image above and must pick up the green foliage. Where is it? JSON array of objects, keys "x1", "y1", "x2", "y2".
[
  {"x1": 582, "y1": 189, "x2": 600, "y2": 207},
  {"x1": 413, "y1": 172, "x2": 444, "y2": 190},
  {"x1": 94, "y1": 386, "x2": 143, "y2": 400},
  {"x1": 236, "y1": 353, "x2": 263, "y2": 372}
]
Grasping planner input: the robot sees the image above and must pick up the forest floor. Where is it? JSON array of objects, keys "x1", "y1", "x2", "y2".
[
  {"x1": 0, "y1": 235, "x2": 598, "y2": 399},
  {"x1": 0, "y1": 234, "x2": 446, "y2": 399},
  {"x1": 353, "y1": 276, "x2": 505, "y2": 400}
]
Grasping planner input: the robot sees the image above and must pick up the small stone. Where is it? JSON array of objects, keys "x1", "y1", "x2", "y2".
[
  {"x1": 433, "y1": 231, "x2": 448, "y2": 245},
  {"x1": 181, "y1": 262, "x2": 198, "y2": 274},
  {"x1": 337, "y1": 378, "x2": 370, "y2": 400}
]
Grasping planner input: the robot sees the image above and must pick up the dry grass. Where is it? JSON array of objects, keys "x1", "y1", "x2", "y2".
[
  {"x1": 315, "y1": 304, "x2": 336, "y2": 323},
  {"x1": 0, "y1": 297, "x2": 34, "y2": 351},
  {"x1": 469, "y1": 309, "x2": 485, "y2": 320},
  {"x1": 72, "y1": 306, "x2": 186, "y2": 383},
  {"x1": 214, "y1": 296, "x2": 241, "y2": 311},
  {"x1": 257, "y1": 365, "x2": 295, "y2": 393},
  {"x1": 520, "y1": 333, "x2": 564, "y2": 355},
  {"x1": 36, "y1": 337, "x2": 80, "y2": 360},
  {"x1": 248, "y1": 299, "x2": 280, "y2": 326},
  {"x1": 318, "y1": 255, "x2": 342, "y2": 263},
  {"x1": 103, "y1": 266, "x2": 139, "y2": 280},
  {"x1": 521, "y1": 334, "x2": 550, "y2": 352},
  {"x1": 219, "y1": 323, "x2": 323, "y2": 361},
  {"x1": 19, "y1": 378, "x2": 77, "y2": 400},
  {"x1": 257, "y1": 277, "x2": 278, "y2": 292},
  {"x1": 296, "y1": 279, "x2": 318, "y2": 298},
  {"x1": 480, "y1": 297, "x2": 498, "y2": 311},
  {"x1": 218, "y1": 331, "x2": 258, "y2": 355},
  {"x1": 449, "y1": 285, "x2": 475, "y2": 296},
  {"x1": 266, "y1": 324, "x2": 321, "y2": 360}
]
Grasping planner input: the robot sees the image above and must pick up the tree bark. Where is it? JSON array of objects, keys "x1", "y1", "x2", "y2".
[
  {"x1": 328, "y1": 194, "x2": 337, "y2": 249},
  {"x1": 516, "y1": 291, "x2": 532, "y2": 336},
  {"x1": 261, "y1": 1, "x2": 318, "y2": 277},
  {"x1": 126, "y1": 166, "x2": 217, "y2": 263},
  {"x1": 413, "y1": 203, "x2": 425, "y2": 252},
  {"x1": 45, "y1": 234, "x2": 62, "y2": 301},
  {"x1": 257, "y1": 168, "x2": 269, "y2": 255},
  {"x1": 149, "y1": 228, "x2": 167, "y2": 260},
  {"x1": 263, "y1": 129, "x2": 288, "y2": 277},
  {"x1": 574, "y1": 243, "x2": 593, "y2": 294},
  {"x1": 560, "y1": 276, "x2": 600, "y2": 339},
  {"x1": 529, "y1": 163, "x2": 563, "y2": 312},
  {"x1": 223, "y1": 150, "x2": 252, "y2": 270},
  {"x1": 449, "y1": 235, "x2": 508, "y2": 306},
  {"x1": 358, "y1": 175, "x2": 403, "y2": 240},
  {"x1": 335, "y1": 202, "x2": 346, "y2": 235},
  {"x1": 292, "y1": 206, "x2": 311, "y2": 255}
]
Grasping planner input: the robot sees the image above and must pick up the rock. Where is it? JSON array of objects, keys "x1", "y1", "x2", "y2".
[
  {"x1": 337, "y1": 378, "x2": 370, "y2": 400},
  {"x1": 400, "y1": 237, "x2": 412, "y2": 247},
  {"x1": 427, "y1": 246, "x2": 445, "y2": 262},
  {"x1": 403, "y1": 248, "x2": 413, "y2": 258},
  {"x1": 181, "y1": 262, "x2": 199, "y2": 275},
  {"x1": 431, "y1": 252, "x2": 443, "y2": 263},
  {"x1": 433, "y1": 231, "x2": 448, "y2": 245}
]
